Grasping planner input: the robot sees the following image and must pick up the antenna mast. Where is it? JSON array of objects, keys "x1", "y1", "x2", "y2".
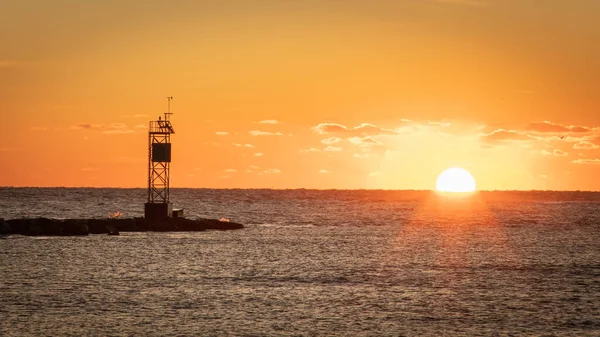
[{"x1": 165, "y1": 96, "x2": 173, "y2": 121}]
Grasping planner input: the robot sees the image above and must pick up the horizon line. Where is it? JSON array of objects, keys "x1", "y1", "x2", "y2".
[{"x1": 1, "y1": 186, "x2": 599, "y2": 193}]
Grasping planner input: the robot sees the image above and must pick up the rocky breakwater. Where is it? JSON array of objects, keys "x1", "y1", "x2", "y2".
[{"x1": 1, "y1": 217, "x2": 244, "y2": 236}]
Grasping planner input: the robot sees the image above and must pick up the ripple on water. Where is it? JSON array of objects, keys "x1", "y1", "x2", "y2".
[{"x1": 0, "y1": 189, "x2": 599, "y2": 335}]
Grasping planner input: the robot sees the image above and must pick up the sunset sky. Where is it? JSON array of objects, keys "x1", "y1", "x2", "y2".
[{"x1": 1, "y1": 0, "x2": 600, "y2": 190}]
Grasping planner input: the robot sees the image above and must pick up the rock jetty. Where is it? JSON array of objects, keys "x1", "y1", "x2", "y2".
[{"x1": 0, "y1": 217, "x2": 243, "y2": 236}]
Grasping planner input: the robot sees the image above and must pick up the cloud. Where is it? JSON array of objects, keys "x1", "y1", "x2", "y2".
[
  {"x1": 245, "y1": 165, "x2": 260, "y2": 173},
  {"x1": 72, "y1": 123, "x2": 103, "y2": 130},
  {"x1": 71, "y1": 122, "x2": 136, "y2": 134},
  {"x1": 233, "y1": 143, "x2": 255, "y2": 148},
  {"x1": 480, "y1": 129, "x2": 532, "y2": 143},
  {"x1": 573, "y1": 141, "x2": 600, "y2": 150},
  {"x1": 254, "y1": 152, "x2": 263, "y2": 157},
  {"x1": 572, "y1": 158, "x2": 600, "y2": 165},
  {"x1": 347, "y1": 136, "x2": 382, "y2": 146},
  {"x1": 264, "y1": 168, "x2": 281, "y2": 174},
  {"x1": 313, "y1": 123, "x2": 398, "y2": 137},
  {"x1": 324, "y1": 146, "x2": 342, "y2": 152},
  {"x1": 541, "y1": 149, "x2": 569, "y2": 157},
  {"x1": 362, "y1": 137, "x2": 382, "y2": 144},
  {"x1": 124, "y1": 114, "x2": 148, "y2": 118},
  {"x1": 300, "y1": 148, "x2": 321, "y2": 153},
  {"x1": 321, "y1": 137, "x2": 342, "y2": 145},
  {"x1": 249, "y1": 130, "x2": 283, "y2": 136},
  {"x1": 525, "y1": 121, "x2": 591, "y2": 134},
  {"x1": 552, "y1": 135, "x2": 589, "y2": 142},
  {"x1": 553, "y1": 149, "x2": 568, "y2": 156},
  {"x1": 109, "y1": 123, "x2": 127, "y2": 129},
  {"x1": 215, "y1": 131, "x2": 229, "y2": 136},
  {"x1": 319, "y1": 169, "x2": 329, "y2": 173},
  {"x1": 257, "y1": 120, "x2": 279, "y2": 124},
  {"x1": 135, "y1": 124, "x2": 147, "y2": 129},
  {"x1": 224, "y1": 169, "x2": 237, "y2": 173},
  {"x1": 428, "y1": 120, "x2": 451, "y2": 126}
]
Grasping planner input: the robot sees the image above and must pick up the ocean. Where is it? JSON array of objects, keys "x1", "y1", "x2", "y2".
[{"x1": 1, "y1": 188, "x2": 599, "y2": 336}]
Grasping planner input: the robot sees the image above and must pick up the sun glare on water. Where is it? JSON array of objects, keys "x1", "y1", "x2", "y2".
[{"x1": 436, "y1": 167, "x2": 476, "y2": 193}]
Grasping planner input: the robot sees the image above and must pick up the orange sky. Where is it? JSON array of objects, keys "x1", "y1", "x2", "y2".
[{"x1": 1, "y1": 0, "x2": 600, "y2": 190}]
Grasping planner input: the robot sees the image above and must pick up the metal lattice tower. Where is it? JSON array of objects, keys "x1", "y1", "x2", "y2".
[{"x1": 147, "y1": 97, "x2": 175, "y2": 205}]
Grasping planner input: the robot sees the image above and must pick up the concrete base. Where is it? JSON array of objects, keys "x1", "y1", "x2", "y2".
[{"x1": 144, "y1": 202, "x2": 173, "y2": 221}]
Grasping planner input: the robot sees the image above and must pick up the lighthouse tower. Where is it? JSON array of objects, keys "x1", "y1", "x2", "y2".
[{"x1": 144, "y1": 97, "x2": 175, "y2": 220}]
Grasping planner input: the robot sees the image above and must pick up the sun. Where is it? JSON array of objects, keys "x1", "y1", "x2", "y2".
[{"x1": 436, "y1": 167, "x2": 476, "y2": 193}]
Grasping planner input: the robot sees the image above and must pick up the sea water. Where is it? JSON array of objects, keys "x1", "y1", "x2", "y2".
[{"x1": 1, "y1": 188, "x2": 599, "y2": 336}]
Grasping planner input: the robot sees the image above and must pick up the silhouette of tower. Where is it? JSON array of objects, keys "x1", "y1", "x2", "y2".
[{"x1": 144, "y1": 97, "x2": 175, "y2": 220}]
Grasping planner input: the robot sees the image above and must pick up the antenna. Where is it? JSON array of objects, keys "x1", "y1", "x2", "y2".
[{"x1": 165, "y1": 96, "x2": 173, "y2": 121}]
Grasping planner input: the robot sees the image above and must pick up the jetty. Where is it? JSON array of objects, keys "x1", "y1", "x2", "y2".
[{"x1": 0, "y1": 217, "x2": 243, "y2": 236}]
